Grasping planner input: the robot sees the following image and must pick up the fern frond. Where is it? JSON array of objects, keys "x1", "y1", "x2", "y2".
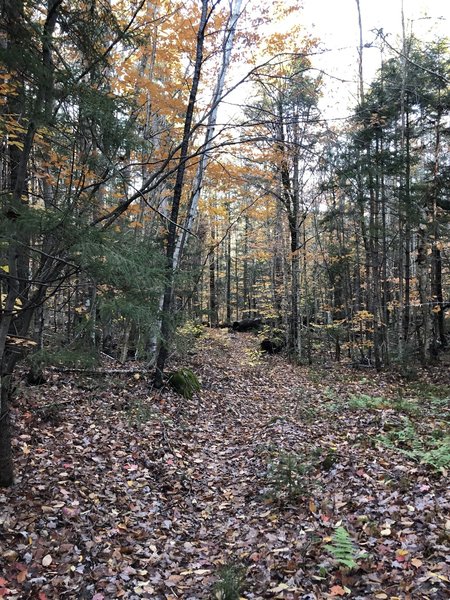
[{"x1": 324, "y1": 526, "x2": 358, "y2": 569}]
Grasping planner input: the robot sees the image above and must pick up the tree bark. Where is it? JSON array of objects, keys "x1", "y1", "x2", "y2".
[
  {"x1": 155, "y1": 0, "x2": 211, "y2": 386},
  {"x1": 0, "y1": 0, "x2": 62, "y2": 486},
  {"x1": 173, "y1": 0, "x2": 244, "y2": 268}
]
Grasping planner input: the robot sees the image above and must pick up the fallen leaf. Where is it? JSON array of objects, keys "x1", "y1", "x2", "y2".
[
  {"x1": 165, "y1": 574, "x2": 184, "y2": 586},
  {"x1": 16, "y1": 569, "x2": 27, "y2": 584},
  {"x1": 330, "y1": 584, "x2": 346, "y2": 596},
  {"x1": 271, "y1": 583, "x2": 289, "y2": 593},
  {"x1": 2, "y1": 550, "x2": 18, "y2": 563},
  {"x1": 42, "y1": 554, "x2": 52, "y2": 567},
  {"x1": 193, "y1": 569, "x2": 211, "y2": 575}
]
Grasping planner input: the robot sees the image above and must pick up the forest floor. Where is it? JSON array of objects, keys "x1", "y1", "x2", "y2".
[{"x1": 1, "y1": 328, "x2": 449, "y2": 600}]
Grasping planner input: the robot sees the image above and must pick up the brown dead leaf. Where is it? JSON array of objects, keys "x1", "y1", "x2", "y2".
[{"x1": 16, "y1": 569, "x2": 27, "y2": 584}]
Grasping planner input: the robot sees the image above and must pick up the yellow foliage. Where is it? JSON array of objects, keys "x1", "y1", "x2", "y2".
[
  {"x1": 353, "y1": 310, "x2": 374, "y2": 321},
  {"x1": 0, "y1": 293, "x2": 23, "y2": 312}
]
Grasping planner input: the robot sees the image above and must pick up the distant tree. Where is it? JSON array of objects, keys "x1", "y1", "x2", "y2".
[{"x1": 244, "y1": 55, "x2": 322, "y2": 356}]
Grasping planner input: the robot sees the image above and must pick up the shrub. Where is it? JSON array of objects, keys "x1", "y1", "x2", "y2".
[{"x1": 268, "y1": 452, "x2": 311, "y2": 501}]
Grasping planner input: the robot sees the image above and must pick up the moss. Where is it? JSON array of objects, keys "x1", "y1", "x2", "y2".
[{"x1": 169, "y1": 368, "x2": 201, "y2": 399}]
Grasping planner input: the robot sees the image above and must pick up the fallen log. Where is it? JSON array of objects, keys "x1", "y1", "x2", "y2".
[
  {"x1": 48, "y1": 366, "x2": 149, "y2": 376},
  {"x1": 232, "y1": 318, "x2": 262, "y2": 332}
]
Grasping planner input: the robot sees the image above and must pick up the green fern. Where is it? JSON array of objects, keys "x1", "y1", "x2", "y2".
[
  {"x1": 419, "y1": 439, "x2": 450, "y2": 471},
  {"x1": 324, "y1": 526, "x2": 358, "y2": 569},
  {"x1": 378, "y1": 419, "x2": 450, "y2": 472}
]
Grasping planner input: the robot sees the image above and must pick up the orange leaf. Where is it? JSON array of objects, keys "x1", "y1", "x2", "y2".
[
  {"x1": 330, "y1": 585, "x2": 346, "y2": 596},
  {"x1": 16, "y1": 570, "x2": 27, "y2": 584}
]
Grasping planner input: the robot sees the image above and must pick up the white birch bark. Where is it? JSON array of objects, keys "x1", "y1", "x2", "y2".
[{"x1": 172, "y1": 0, "x2": 244, "y2": 269}]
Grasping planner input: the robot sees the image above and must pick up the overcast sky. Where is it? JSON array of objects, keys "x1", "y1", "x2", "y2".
[
  {"x1": 222, "y1": 1, "x2": 449, "y2": 123},
  {"x1": 300, "y1": 0, "x2": 450, "y2": 118}
]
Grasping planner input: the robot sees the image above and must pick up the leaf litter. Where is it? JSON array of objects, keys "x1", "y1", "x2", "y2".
[{"x1": 0, "y1": 328, "x2": 449, "y2": 599}]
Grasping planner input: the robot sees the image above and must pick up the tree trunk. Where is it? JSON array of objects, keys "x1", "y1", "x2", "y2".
[
  {"x1": 0, "y1": 0, "x2": 63, "y2": 486},
  {"x1": 226, "y1": 223, "x2": 232, "y2": 324},
  {"x1": 173, "y1": 0, "x2": 244, "y2": 268},
  {"x1": 0, "y1": 373, "x2": 13, "y2": 487},
  {"x1": 155, "y1": 0, "x2": 210, "y2": 386},
  {"x1": 209, "y1": 224, "x2": 218, "y2": 327}
]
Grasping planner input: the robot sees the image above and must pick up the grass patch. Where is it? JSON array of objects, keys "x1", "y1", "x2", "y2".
[
  {"x1": 169, "y1": 368, "x2": 201, "y2": 399},
  {"x1": 348, "y1": 394, "x2": 385, "y2": 411},
  {"x1": 213, "y1": 563, "x2": 246, "y2": 600},
  {"x1": 127, "y1": 401, "x2": 158, "y2": 427}
]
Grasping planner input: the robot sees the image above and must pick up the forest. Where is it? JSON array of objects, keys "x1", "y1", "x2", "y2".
[{"x1": 0, "y1": 0, "x2": 449, "y2": 598}]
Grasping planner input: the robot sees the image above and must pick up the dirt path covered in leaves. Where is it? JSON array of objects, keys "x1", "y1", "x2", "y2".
[{"x1": 1, "y1": 329, "x2": 449, "y2": 599}]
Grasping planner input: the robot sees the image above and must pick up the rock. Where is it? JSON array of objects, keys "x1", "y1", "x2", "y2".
[
  {"x1": 260, "y1": 338, "x2": 284, "y2": 354},
  {"x1": 169, "y1": 368, "x2": 201, "y2": 399}
]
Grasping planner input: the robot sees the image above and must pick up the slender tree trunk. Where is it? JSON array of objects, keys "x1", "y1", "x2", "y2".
[
  {"x1": 416, "y1": 227, "x2": 430, "y2": 364},
  {"x1": 272, "y1": 201, "x2": 284, "y2": 320},
  {"x1": 0, "y1": 374, "x2": 13, "y2": 487},
  {"x1": 234, "y1": 235, "x2": 239, "y2": 321},
  {"x1": 355, "y1": 0, "x2": 364, "y2": 105},
  {"x1": 242, "y1": 215, "x2": 250, "y2": 317},
  {"x1": 398, "y1": 5, "x2": 411, "y2": 360},
  {"x1": 226, "y1": 218, "x2": 232, "y2": 324},
  {"x1": 173, "y1": 0, "x2": 243, "y2": 268},
  {"x1": 155, "y1": 0, "x2": 210, "y2": 386},
  {"x1": 209, "y1": 222, "x2": 218, "y2": 327},
  {"x1": 403, "y1": 110, "x2": 412, "y2": 350},
  {"x1": 430, "y1": 109, "x2": 445, "y2": 354}
]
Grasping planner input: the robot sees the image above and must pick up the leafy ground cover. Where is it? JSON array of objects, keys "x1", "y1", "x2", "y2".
[{"x1": 1, "y1": 329, "x2": 449, "y2": 599}]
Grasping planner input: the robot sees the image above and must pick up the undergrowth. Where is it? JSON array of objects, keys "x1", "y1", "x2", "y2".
[
  {"x1": 378, "y1": 417, "x2": 450, "y2": 472},
  {"x1": 324, "y1": 526, "x2": 359, "y2": 570},
  {"x1": 213, "y1": 563, "x2": 246, "y2": 600},
  {"x1": 267, "y1": 451, "x2": 312, "y2": 501}
]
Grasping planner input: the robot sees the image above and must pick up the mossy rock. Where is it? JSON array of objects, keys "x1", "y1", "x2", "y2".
[{"x1": 169, "y1": 368, "x2": 201, "y2": 399}]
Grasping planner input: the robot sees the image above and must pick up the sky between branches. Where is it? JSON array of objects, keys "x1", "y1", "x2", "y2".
[{"x1": 301, "y1": 0, "x2": 450, "y2": 119}]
